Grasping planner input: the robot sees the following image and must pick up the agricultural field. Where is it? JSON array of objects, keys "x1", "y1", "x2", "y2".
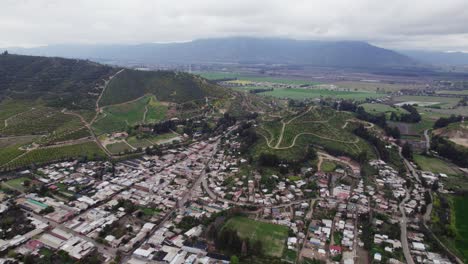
[
  {"x1": 0, "y1": 144, "x2": 26, "y2": 167},
  {"x1": 259, "y1": 88, "x2": 385, "y2": 100},
  {"x1": 92, "y1": 95, "x2": 168, "y2": 135},
  {"x1": 388, "y1": 114, "x2": 439, "y2": 136},
  {"x1": 222, "y1": 216, "x2": 289, "y2": 257},
  {"x1": 3, "y1": 142, "x2": 106, "y2": 170},
  {"x1": 436, "y1": 90, "x2": 468, "y2": 95},
  {"x1": 0, "y1": 106, "x2": 83, "y2": 136},
  {"x1": 453, "y1": 195, "x2": 468, "y2": 263},
  {"x1": 392, "y1": 95, "x2": 461, "y2": 109},
  {"x1": 360, "y1": 103, "x2": 409, "y2": 118},
  {"x1": 413, "y1": 154, "x2": 461, "y2": 176},
  {"x1": 333, "y1": 81, "x2": 422, "y2": 93},
  {"x1": 253, "y1": 106, "x2": 376, "y2": 161},
  {"x1": 196, "y1": 71, "x2": 318, "y2": 85}
]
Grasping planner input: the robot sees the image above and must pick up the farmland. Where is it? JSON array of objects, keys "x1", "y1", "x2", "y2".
[
  {"x1": 92, "y1": 95, "x2": 168, "y2": 135},
  {"x1": 259, "y1": 88, "x2": 385, "y2": 100},
  {"x1": 413, "y1": 154, "x2": 461, "y2": 176},
  {"x1": 453, "y1": 195, "x2": 468, "y2": 263},
  {"x1": 2, "y1": 142, "x2": 106, "y2": 170},
  {"x1": 392, "y1": 95, "x2": 461, "y2": 109},
  {"x1": 360, "y1": 103, "x2": 409, "y2": 117},
  {"x1": 222, "y1": 216, "x2": 289, "y2": 257},
  {"x1": 196, "y1": 71, "x2": 319, "y2": 85}
]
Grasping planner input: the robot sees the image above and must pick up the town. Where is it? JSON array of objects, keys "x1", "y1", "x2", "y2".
[{"x1": 0, "y1": 116, "x2": 461, "y2": 264}]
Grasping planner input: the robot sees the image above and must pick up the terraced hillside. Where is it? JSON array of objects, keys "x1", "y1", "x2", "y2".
[
  {"x1": 0, "y1": 54, "x2": 231, "y2": 170},
  {"x1": 253, "y1": 106, "x2": 377, "y2": 161}
]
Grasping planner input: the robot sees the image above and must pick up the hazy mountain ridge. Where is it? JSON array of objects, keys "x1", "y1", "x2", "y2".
[{"x1": 7, "y1": 37, "x2": 417, "y2": 68}]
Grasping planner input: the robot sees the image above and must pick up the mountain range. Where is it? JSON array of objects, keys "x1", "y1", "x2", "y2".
[{"x1": 7, "y1": 37, "x2": 418, "y2": 69}]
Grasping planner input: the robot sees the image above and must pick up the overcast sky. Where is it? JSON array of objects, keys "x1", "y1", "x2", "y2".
[{"x1": 2, "y1": 0, "x2": 468, "y2": 51}]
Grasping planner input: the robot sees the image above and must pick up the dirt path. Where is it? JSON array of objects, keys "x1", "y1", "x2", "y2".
[
  {"x1": 1, "y1": 108, "x2": 36, "y2": 130},
  {"x1": 317, "y1": 155, "x2": 324, "y2": 171},
  {"x1": 90, "y1": 68, "x2": 125, "y2": 125},
  {"x1": 142, "y1": 105, "x2": 149, "y2": 123}
]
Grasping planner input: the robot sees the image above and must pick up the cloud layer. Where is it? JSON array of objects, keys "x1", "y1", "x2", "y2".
[{"x1": 2, "y1": 0, "x2": 468, "y2": 51}]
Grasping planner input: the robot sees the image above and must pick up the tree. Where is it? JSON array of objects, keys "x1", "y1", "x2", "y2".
[
  {"x1": 230, "y1": 255, "x2": 239, "y2": 264},
  {"x1": 402, "y1": 142, "x2": 413, "y2": 160}
]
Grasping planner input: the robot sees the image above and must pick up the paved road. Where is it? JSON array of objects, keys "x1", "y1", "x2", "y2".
[
  {"x1": 399, "y1": 189, "x2": 415, "y2": 264},
  {"x1": 424, "y1": 129, "x2": 430, "y2": 152}
]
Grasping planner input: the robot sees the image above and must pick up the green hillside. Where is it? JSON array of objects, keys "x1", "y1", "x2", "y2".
[
  {"x1": 253, "y1": 106, "x2": 377, "y2": 161},
  {"x1": 0, "y1": 53, "x2": 116, "y2": 109},
  {"x1": 100, "y1": 69, "x2": 227, "y2": 106}
]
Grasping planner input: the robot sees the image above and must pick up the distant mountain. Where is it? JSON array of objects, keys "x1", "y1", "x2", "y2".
[
  {"x1": 7, "y1": 37, "x2": 416, "y2": 68},
  {"x1": 400, "y1": 50, "x2": 468, "y2": 66}
]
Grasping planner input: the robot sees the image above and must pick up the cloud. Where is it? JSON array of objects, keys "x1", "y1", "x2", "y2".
[{"x1": 1, "y1": 0, "x2": 468, "y2": 51}]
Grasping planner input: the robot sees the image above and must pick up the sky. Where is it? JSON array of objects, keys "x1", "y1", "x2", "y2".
[{"x1": 1, "y1": 0, "x2": 468, "y2": 51}]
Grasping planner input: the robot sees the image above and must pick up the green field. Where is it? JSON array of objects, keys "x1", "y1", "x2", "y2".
[
  {"x1": 393, "y1": 95, "x2": 461, "y2": 109},
  {"x1": 222, "y1": 216, "x2": 289, "y2": 257},
  {"x1": 253, "y1": 107, "x2": 376, "y2": 161},
  {"x1": 3, "y1": 142, "x2": 106, "y2": 170},
  {"x1": 126, "y1": 133, "x2": 179, "y2": 149},
  {"x1": 413, "y1": 154, "x2": 461, "y2": 175},
  {"x1": 453, "y1": 195, "x2": 468, "y2": 263},
  {"x1": 1, "y1": 177, "x2": 31, "y2": 192},
  {"x1": 196, "y1": 71, "x2": 318, "y2": 85},
  {"x1": 360, "y1": 103, "x2": 409, "y2": 117},
  {"x1": 259, "y1": 88, "x2": 385, "y2": 100},
  {"x1": 106, "y1": 142, "x2": 133, "y2": 154},
  {"x1": 436, "y1": 90, "x2": 468, "y2": 95},
  {"x1": 93, "y1": 95, "x2": 168, "y2": 135},
  {"x1": 321, "y1": 160, "x2": 337, "y2": 172},
  {"x1": 0, "y1": 144, "x2": 26, "y2": 167}
]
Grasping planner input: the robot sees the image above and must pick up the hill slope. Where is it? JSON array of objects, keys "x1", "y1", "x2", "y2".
[
  {"x1": 8, "y1": 37, "x2": 416, "y2": 68},
  {"x1": 0, "y1": 53, "x2": 116, "y2": 110},
  {"x1": 100, "y1": 69, "x2": 227, "y2": 106}
]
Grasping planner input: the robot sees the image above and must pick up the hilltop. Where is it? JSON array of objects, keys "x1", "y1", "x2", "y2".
[{"x1": 0, "y1": 53, "x2": 116, "y2": 110}]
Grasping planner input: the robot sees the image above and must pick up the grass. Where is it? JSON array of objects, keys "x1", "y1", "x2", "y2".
[
  {"x1": 259, "y1": 88, "x2": 385, "y2": 100},
  {"x1": 360, "y1": 103, "x2": 409, "y2": 119},
  {"x1": 100, "y1": 69, "x2": 226, "y2": 106},
  {"x1": 222, "y1": 216, "x2": 289, "y2": 257},
  {"x1": 196, "y1": 71, "x2": 319, "y2": 85},
  {"x1": 1, "y1": 177, "x2": 31, "y2": 192},
  {"x1": 126, "y1": 133, "x2": 179, "y2": 149},
  {"x1": 4, "y1": 142, "x2": 106, "y2": 170},
  {"x1": 0, "y1": 144, "x2": 26, "y2": 166},
  {"x1": 321, "y1": 160, "x2": 337, "y2": 172},
  {"x1": 453, "y1": 195, "x2": 468, "y2": 263},
  {"x1": 392, "y1": 95, "x2": 461, "y2": 109},
  {"x1": 93, "y1": 95, "x2": 168, "y2": 135},
  {"x1": 106, "y1": 142, "x2": 133, "y2": 154},
  {"x1": 413, "y1": 154, "x2": 460, "y2": 175}
]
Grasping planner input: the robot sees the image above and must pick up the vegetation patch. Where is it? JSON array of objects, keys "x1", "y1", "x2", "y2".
[
  {"x1": 414, "y1": 154, "x2": 460, "y2": 176},
  {"x1": 4, "y1": 142, "x2": 106, "y2": 170},
  {"x1": 222, "y1": 216, "x2": 289, "y2": 257}
]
